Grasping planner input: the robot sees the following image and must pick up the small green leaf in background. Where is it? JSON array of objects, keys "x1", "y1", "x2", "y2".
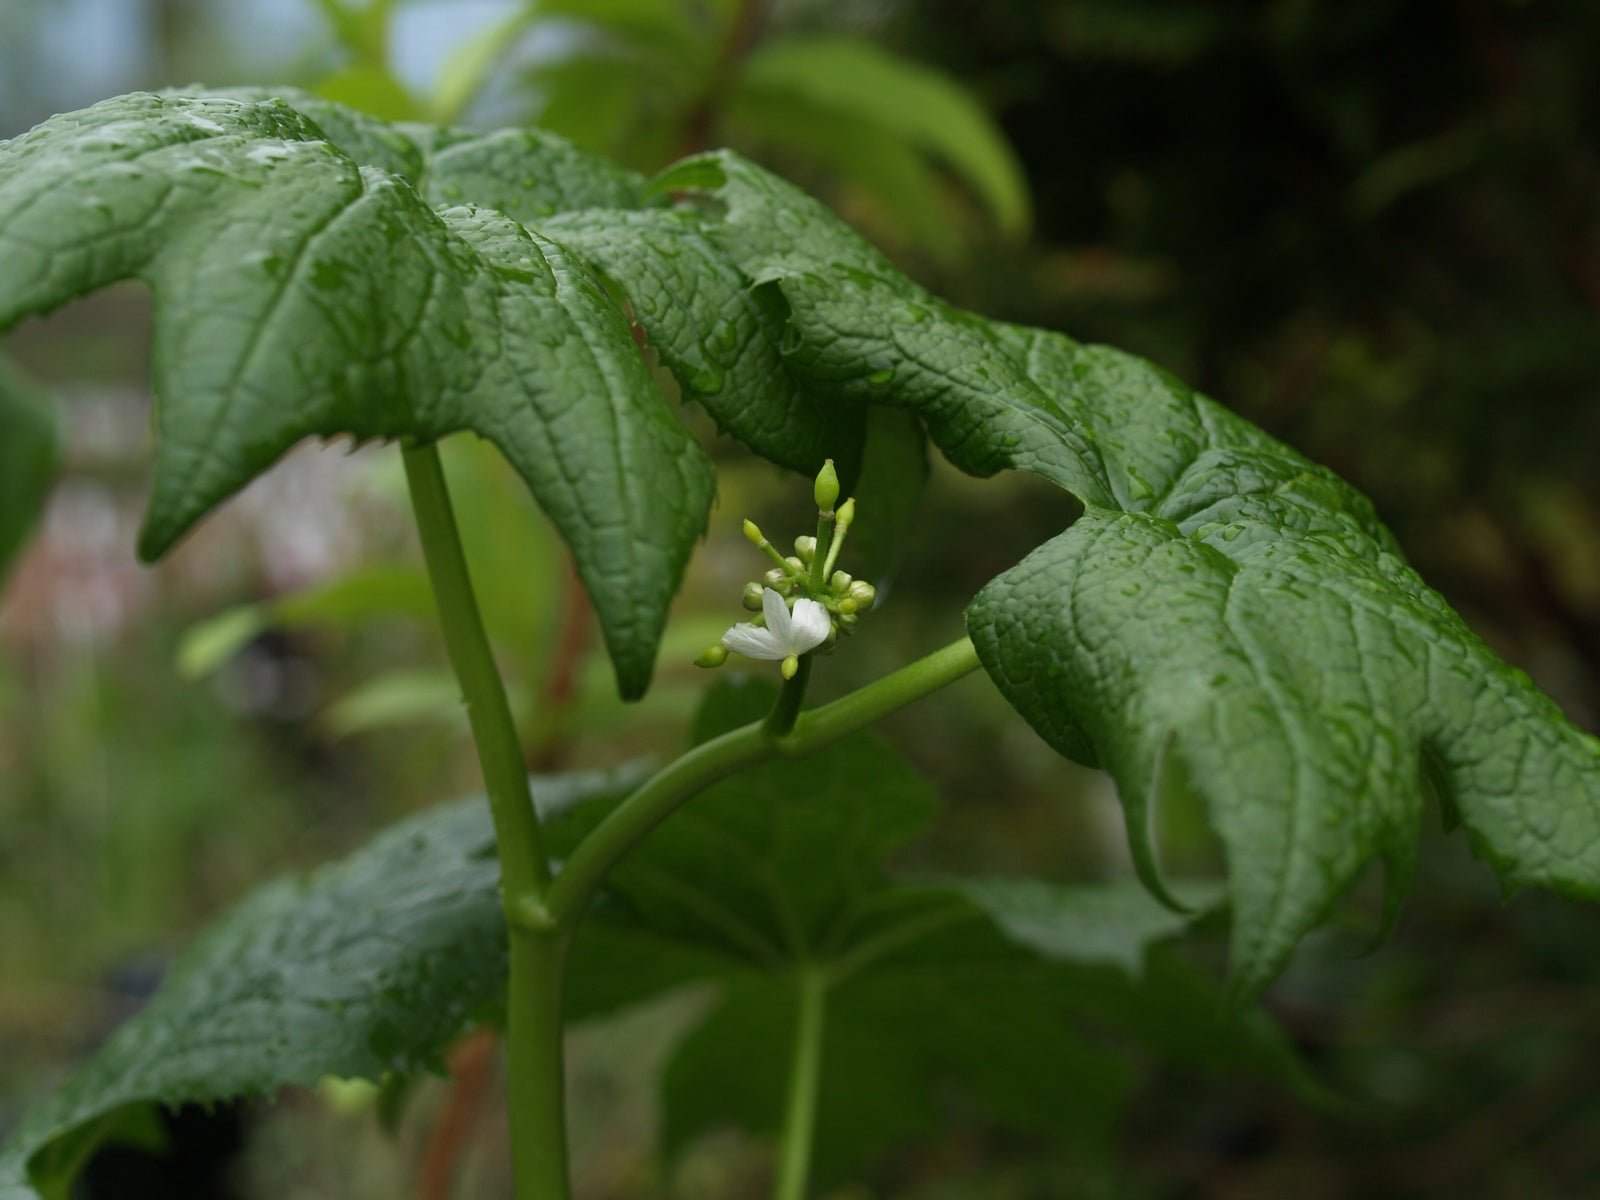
[
  {"x1": 552, "y1": 680, "x2": 1305, "y2": 1179},
  {"x1": 314, "y1": 63, "x2": 420, "y2": 122},
  {"x1": 0, "y1": 353, "x2": 57, "y2": 583},
  {"x1": 176, "y1": 564, "x2": 436, "y2": 680},
  {"x1": 732, "y1": 35, "x2": 1033, "y2": 238},
  {"x1": 0, "y1": 766, "x2": 646, "y2": 1200}
]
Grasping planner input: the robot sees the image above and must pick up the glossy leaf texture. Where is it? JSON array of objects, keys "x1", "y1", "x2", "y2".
[
  {"x1": 0, "y1": 353, "x2": 56, "y2": 581},
  {"x1": 0, "y1": 91, "x2": 711, "y2": 697},
  {"x1": 549, "y1": 680, "x2": 1307, "y2": 1178},
  {"x1": 0, "y1": 767, "x2": 645, "y2": 1200},
  {"x1": 640, "y1": 152, "x2": 1600, "y2": 996}
]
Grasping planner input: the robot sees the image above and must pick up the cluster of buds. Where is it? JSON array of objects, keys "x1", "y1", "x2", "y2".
[{"x1": 697, "y1": 459, "x2": 878, "y2": 678}]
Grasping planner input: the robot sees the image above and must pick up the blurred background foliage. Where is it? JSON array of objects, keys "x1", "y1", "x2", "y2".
[{"x1": 1, "y1": 0, "x2": 1598, "y2": 1197}]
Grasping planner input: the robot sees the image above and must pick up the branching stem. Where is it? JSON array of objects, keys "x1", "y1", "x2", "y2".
[
  {"x1": 401, "y1": 451, "x2": 981, "y2": 1200},
  {"x1": 546, "y1": 634, "x2": 982, "y2": 927},
  {"x1": 403, "y1": 441, "x2": 567, "y2": 1200}
]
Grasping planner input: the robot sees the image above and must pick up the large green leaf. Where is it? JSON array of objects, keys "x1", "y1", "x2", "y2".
[
  {"x1": 551, "y1": 680, "x2": 1302, "y2": 1178},
  {"x1": 0, "y1": 726, "x2": 1291, "y2": 1198},
  {"x1": 0, "y1": 91, "x2": 711, "y2": 698},
  {"x1": 0, "y1": 767, "x2": 644, "y2": 1200},
  {"x1": 642, "y1": 151, "x2": 1600, "y2": 994},
  {"x1": 538, "y1": 206, "x2": 863, "y2": 476},
  {"x1": 0, "y1": 353, "x2": 56, "y2": 582}
]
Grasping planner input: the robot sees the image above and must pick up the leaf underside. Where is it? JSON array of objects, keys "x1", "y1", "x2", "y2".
[{"x1": 3, "y1": 90, "x2": 1597, "y2": 991}]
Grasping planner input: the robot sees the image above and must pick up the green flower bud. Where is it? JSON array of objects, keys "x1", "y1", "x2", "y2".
[
  {"x1": 743, "y1": 518, "x2": 765, "y2": 545},
  {"x1": 695, "y1": 644, "x2": 729, "y2": 668},
  {"x1": 781, "y1": 654, "x2": 800, "y2": 680},
  {"x1": 847, "y1": 580, "x2": 877, "y2": 612},
  {"x1": 835, "y1": 497, "x2": 856, "y2": 530},
  {"x1": 742, "y1": 582, "x2": 765, "y2": 611},
  {"x1": 784, "y1": 556, "x2": 805, "y2": 575},
  {"x1": 829, "y1": 570, "x2": 853, "y2": 595},
  {"x1": 814, "y1": 459, "x2": 840, "y2": 511},
  {"x1": 763, "y1": 567, "x2": 789, "y2": 588},
  {"x1": 839, "y1": 597, "x2": 858, "y2": 615},
  {"x1": 794, "y1": 535, "x2": 817, "y2": 564}
]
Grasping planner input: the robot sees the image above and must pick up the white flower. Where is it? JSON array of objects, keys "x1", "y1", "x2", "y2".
[{"x1": 721, "y1": 588, "x2": 831, "y2": 664}]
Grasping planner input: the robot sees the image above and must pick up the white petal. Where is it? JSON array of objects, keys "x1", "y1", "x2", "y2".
[
  {"x1": 787, "y1": 598, "x2": 832, "y2": 653},
  {"x1": 721, "y1": 622, "x2": 786, "y2": 660},
  {"x1": 761, "y1": 587, "x2": 792, "y2": 642}
]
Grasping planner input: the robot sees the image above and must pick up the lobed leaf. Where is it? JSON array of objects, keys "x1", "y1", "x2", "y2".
[
  {"x1": 0, "y1": 91, "x2": 712, "y2": 698},
  {"x1": 6, "y1": 89, "x2": 1596, "y2": 999},
  {"x1": 639, "y1": 151, "x2": 1600, "y2": 993}
]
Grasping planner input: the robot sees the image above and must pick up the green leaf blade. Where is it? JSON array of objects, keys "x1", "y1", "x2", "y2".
[
  {"x1": 641, "y1": 149, "x2": 1600, "y2": 988},
  {"x1": 555, "y1": 682, "x2": 1282, "y2": 1178},
  {"x1": 968, "y1": 509, "x2": 1600, "y2": 995},
  {"x1": 0, "y1": 91, "x2": 716, "y2": 697},
  {"x1": 0, "y1": 767, "x2": 644, "y2": 1200}
]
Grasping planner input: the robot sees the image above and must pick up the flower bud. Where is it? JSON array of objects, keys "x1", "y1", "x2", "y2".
[
  {"x1": 763, "y1": 567, "x2": 789, "y2": 588},
  {"x1": 784, "y1": 556, "x2": 805, "y2": 575},
  {"x1": 814, "y1": 459, "x2": 840, "y2": 511},
  {"x1": 794, "y1": 535, "x2": 817, "y2": 564},
  {"x1": 743, "y1": 518, "x2": 765, "y2": 545},
  {"x1": 835, "y1": 497, "x2": 856, "y2": 530},
  {"x1": 829, "y1": 570, "x2": 852, "y2": 595},
  {"x1": 695, "y1": 644, "x2": 729, "y2": 668},
  {"x1": 846, "y1": 580, "x2": 877, "y2": 612},
  {"x1": 781, "y1": 654, "x2": 800, "y2": 680},
  {"x1": 839, "y1": 597, "x2": 858, "y2": 615},
  {"x1": 742, "y1": 582, "x2": 765, "y2": 611}
]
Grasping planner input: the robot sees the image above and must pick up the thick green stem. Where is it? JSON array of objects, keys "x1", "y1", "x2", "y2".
[
  {"x1": 547, "y1": 635, "x2": 982, "y2": 926},
  {"x1": 506, "y1": 928, "x2": 571, "y2": 1197},
  {"x1": 402, "y1": 442, "x2": 566, "y2": 1200},
  {"x1": 402, "y1": 443, "x2": 551, "y2": 903},
  {"x1": 773, "y1": 969, "x2": 827, "y2": 1200}
]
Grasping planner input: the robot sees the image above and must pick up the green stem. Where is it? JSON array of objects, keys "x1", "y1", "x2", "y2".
[
  {"x1": 786, "y1": 635, "x2": 980, "y2": 755},
  {"x1": 546, "y1": 635, "x2": 982, "y2": 927},
  {"x1": 756, "y1": 535, "x2": 803, "y2": 578},
  {"x1": 402, "y1": 442, "x2": 566, "y2": 1200},
  {"x1": 773, "y1": 969, "x2": 827, "y2": 1200},
  {"x1": 808, "y1": 512, "x2": 835, "y2": 593},
  {"x1": 763, "y1": 653, "x2": 812, "y2": 737},
  {"x1": 506, "y1": 927, "x2": 571, "y2": 1197},
  {"x1": 402, "y1": 443, "x2": 551, "y2": 904}
]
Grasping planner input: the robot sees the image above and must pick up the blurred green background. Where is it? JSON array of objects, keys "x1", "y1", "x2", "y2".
[{"x1": 2, "y1": 1, "x2": 1598, "y2": 1197}]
